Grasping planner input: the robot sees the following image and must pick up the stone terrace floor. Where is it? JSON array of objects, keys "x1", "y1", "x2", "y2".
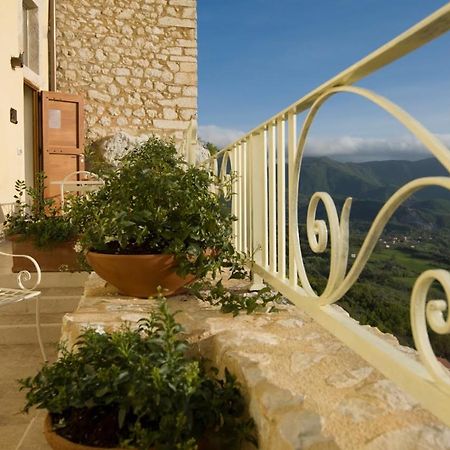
[
  {"x1": 0, "y1": 343, "x2": 56, "y2": 449},
  {"x1": 0, "y1": 240, "x2": 84, "y2": 449}
]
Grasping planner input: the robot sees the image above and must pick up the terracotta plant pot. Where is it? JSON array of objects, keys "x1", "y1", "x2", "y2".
[
  {"x1": 8, "y1": 235, "x2": 82, "y2": 273},
  {"x1": 44, "y1": 414, "x2": 129, "y2": 450},
  {"x1": 44, "y1": 414, "x2": 215, "y2": 450},
  {"x1": 86, "y1": 251, "x2": 195, "y2": 298}
]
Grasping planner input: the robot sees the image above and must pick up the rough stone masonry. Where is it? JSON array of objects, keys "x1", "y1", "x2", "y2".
[
  {"x1": 62, "y1": 274, "x2": 450, "y2": 450},
  {"x1": 55, "y1": 0, "x2": 197, "y2": 144}
]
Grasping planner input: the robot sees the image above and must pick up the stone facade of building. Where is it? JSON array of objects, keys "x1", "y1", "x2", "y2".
[{"x1": 55, "y1": 0, "x2": 197, "y2": 143}]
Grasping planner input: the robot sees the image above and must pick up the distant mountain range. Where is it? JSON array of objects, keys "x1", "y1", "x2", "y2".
[{"x1": 297, "y1": 157, "x2": 450, "y2": 230}]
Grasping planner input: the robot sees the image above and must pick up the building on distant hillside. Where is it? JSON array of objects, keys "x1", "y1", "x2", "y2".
[{"x1": 0, "y1": 0, "x2": 197, "y2": 204}]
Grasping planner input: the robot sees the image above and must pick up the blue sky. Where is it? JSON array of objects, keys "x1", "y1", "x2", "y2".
[{"x1": 197, "y1": 0, "x2": 450, "y2": 161}]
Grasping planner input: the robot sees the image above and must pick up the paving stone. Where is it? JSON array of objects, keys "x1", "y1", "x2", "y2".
[
  {"x1": 363, "y1": 425, "x2": 450, "y2": 450},
  {"x1": 326, "y1": 367, "x2": 374, "y2": 389}
]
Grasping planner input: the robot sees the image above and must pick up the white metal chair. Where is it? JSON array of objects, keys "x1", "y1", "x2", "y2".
[
  {"x1": 52, "y1": 170, "x2": 104, "y2": 208},
  {"x1": 0, "y1": 246, "x2": 46, "y2": 362},
  {"x1": 0, "y1": 202, "x2": 15, "y2": 240}
]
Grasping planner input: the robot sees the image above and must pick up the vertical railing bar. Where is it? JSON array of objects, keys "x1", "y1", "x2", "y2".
[
  {"x1": 231, "y1": 147, "x2": 239, "y2": 250},
  {"x1": 245, "y1": 140, "x2": 252, "y2": 257},
  {"x1": 234, "y1": 144, "x2": 241, "y2": 252},
  {"x1": 240, "y1": 142, "x2": 247, "y2": 254},
  {"x1": 246, "y1": 139, "x2": 253, "y2": 260},
  {"x1": 261, "y1": 128, "x2": 269, "y2": 269},
  {"x1": 210, "y1": 158, "x2": 218, "y2": 195},
  {"x1": 268, "y1": 123, "x2": 277, "y2": 273},
  {"x1": 238, "y1": 144, "x2": 244, "y2": 253},
  {"x1": 287, "y1": 112, "x2": 298, "y2": 286},
  {"x1": 277, "y1": 117, "x2": 286, "y2": 279}
]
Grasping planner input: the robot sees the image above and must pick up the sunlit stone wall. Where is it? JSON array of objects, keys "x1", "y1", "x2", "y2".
[
  {"x1": 61, "y1": 274, "x2": 450, "y2": 450},
  {"x1": 55, "y1": 0, "x2": 197, "y2": 143}
]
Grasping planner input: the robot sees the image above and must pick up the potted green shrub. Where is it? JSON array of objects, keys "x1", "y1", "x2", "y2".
[
  {"x1": 19, "y1": 301, "x2": 258, "y2": 450},
  {"x1": 70, "y1": 137, "x2": 237, "y2": 297},
  {"x1": 3, "y1": 174, "x2": 80, "y2": 272}
]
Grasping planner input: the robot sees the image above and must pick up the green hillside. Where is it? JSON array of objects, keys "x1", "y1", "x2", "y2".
[
  {"x1": 300, "y1": 156, "x2": 449, "y2": 201},
  {"x1": 296, "y1": 157, "x2": 450, "y2": 360},
  {"x1": 298, "y1": 157, "x2": 450, "y2": 230}
]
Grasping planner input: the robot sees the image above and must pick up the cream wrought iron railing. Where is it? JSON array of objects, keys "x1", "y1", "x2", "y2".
[
  {"x1": 180, "y1": 118, "x2": 199, "y2": 165},
  {"x1": 187, "y1": 4, "x2": 450, "y2": 425}
]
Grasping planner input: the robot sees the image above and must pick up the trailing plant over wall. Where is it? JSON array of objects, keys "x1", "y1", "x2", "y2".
[
  {"x1": 190, "y1": 279, "x2": 284, "y2": 316},
  {"x1": 19, "y1": 301, "x2": 258, "y2": 450},
  {"x1": 3, "y1": 174, "x2": 77, "y2": 247}
]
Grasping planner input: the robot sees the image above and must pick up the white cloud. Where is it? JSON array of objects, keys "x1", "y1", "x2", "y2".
[
  {"x1": 198, "y1": 125, "x2": 245, "y2": 149},
  {"x1": 437, "y1": 133, "x2": 450, "y2": 146},
  {"x1": 198, "y1": 124, "x2": 450, "y2": 162},
  {"x1": 304, "y1": 134, "x2": 450, "y2": 162}
]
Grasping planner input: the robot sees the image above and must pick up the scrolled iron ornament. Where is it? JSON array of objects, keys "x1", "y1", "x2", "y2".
[
  {"x1": 17, "y1": 269, "x2": 33, "y2": 290},
  {"x1": 411, "y1": 269, "x2": 450, "y2": 393},
  {"x1": 306, "y1": 194, "x2": 331, "y2": 253},
  {"x1": 304, "y1": 192, "x2": 352, "y2": 299},
  {"x1": 292, "y1": 85, "x2": 450, "y2": 306},
  {"x1": 219, "y1": 150, "x2": 234, "y2": 201},
  {"x1": 0, "y1": 251, "x2": 42, "y2": 290}
]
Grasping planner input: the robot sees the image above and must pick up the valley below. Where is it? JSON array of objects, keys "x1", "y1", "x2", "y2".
[{"x1": 296, "y1": 156, "x2": 450, "y2": 360}]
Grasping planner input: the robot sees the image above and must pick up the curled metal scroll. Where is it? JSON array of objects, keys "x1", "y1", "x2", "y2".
[
  {"x1": 219, "y1": 150, "x2": 234, "y2": 201},
  {"x1": 411, "y1": 270, "x2": 450, "y2": 393},
  {"x1": 205, "y1": 154, "x2": 219, "y2": 195},
  {"x1": 305, "y1": 192, "x2": 352, "y2": 299},
  {"x1": 0, "y1": 250, "x2": 41, "y2": 290},
  {"x1": 292, "y1": 85, "x2": 450, "y2": 304}
]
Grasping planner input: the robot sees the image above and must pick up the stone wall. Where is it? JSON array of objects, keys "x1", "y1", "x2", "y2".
[
  {"x1": 61, "y1": 274, "x2": 450, "y2": 450},
  {"x1": 55, "y1": 0, "x2": 197, "y2": 143}
]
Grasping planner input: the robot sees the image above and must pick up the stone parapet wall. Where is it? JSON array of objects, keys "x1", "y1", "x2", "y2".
[
  {"x1": 55, "y1": 0, "x2": 197, "y2": 143},
  {"x1": 61, "y1": 274, "x2": 450, "y2": 450}
]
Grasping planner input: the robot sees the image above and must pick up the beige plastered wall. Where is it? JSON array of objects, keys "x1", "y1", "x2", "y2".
[
  {"x1": 0, "y1": 0, "x2": 49, "y2": 204},
  {"x1": 55, "y1": 0, "x2": 198, "y2": 145}
]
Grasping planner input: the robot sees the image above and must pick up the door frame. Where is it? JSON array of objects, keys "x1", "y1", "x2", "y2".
[{"x1": 23, "y1": 79, "x2": 40, "y2": 182}]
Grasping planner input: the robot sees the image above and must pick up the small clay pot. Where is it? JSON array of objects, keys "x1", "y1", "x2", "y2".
[
  {"x1": 86, "y1": 251, "x2": 195, "y2": 298},
  {"x1": 43, "y1": 414, "x2": 129, "y2": 450}
]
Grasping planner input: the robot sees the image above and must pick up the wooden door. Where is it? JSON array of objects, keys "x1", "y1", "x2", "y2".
[{"x1": 41, "y1": 91, "x2": 84, "y2": 200}]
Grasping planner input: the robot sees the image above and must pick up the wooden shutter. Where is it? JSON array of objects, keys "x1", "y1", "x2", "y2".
[{"x1": 41, "y1": 91, "x2": 85, "y2": 200}]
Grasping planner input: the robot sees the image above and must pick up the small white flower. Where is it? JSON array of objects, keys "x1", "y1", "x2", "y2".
[
  {"x1": 93, "y1": 324, "x2": 106, "y2": 334},
  {"x1": 73, "y1": 241, "x2": 83, "y2": 253}
]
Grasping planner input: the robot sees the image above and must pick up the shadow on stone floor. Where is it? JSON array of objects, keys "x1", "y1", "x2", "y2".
[{"x1": 0, "y1": 343, "x2": 57, "y2": 449}]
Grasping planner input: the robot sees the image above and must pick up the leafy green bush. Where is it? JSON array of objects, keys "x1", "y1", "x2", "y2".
[
  {"x1": 19, "y1": 301, "x2": 257, "y2": 450},
  {"x1": 70, "y1": 137, "x2": 238, "y2": 278},
  {"x1": 3, "y1": 174, "x2": 77, "y2": 247}
]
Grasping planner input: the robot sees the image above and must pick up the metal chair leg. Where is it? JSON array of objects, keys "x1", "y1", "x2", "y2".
[{"x1": 35, "y1": 295, "x2": 47, "y2": 362}]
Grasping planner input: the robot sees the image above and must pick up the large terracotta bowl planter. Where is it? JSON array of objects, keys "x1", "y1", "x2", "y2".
[
  {"x1": 44, "y1": 414, "x2": 128, "y2": 450},
  {"x1": 44, "y1": 414, "x2": 216, "y2": 450},
  {"x1": 86, "y1": 251, "x2": 195, "y2": 298},
  {"x1": 8, "y1": 235, "x2": 81, "y2": 272}
]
